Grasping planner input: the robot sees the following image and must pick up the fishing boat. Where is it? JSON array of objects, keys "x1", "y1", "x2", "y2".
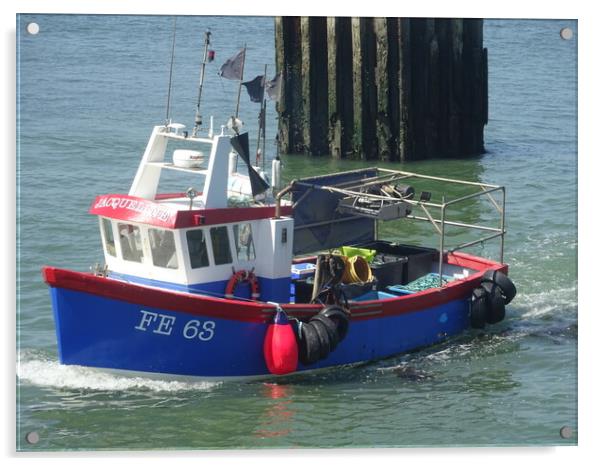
[
  {"x1": 41, "y1": 32, "x2": 516, "y2": 381},
  {"x1": 41, "y1": 122, "x2": 516, "y2": 379}
]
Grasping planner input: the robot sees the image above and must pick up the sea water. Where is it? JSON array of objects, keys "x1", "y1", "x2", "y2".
[{"x1": 16, "y1": 16, "x2": 577, "y2": 450}]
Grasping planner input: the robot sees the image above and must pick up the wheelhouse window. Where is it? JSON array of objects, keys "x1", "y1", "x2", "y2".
[
  {"x1": 186, "y1": 229, "x2": 209, "y2": 269},
  {"x1": 149, "y1": 228, "x2": 178, "y2": 269},
  {"x1": 233, "y1": 223, "x2": 255, "y2": 262},
  {"x1": 210, "y1": 226, "x2": 232, "y2": 265},
  {"x1": 118, "y1": 223, "x2": 144, "y2": 263},
  {"x1": 101, "y1": 218, "x2": 116, "y2": 257}
]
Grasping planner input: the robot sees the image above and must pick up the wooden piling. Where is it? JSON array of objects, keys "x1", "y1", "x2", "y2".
[
  {"x1": 326, "y1": 17, "x2": 353, "y2": 158},
  {"x1": 274, "y1": 17, "x2": 488, "y2": 160},
  {"x1": 374, "y1": 17, "x2": 391, "y2": 161},
  {"x1": 350, "y1": 17, "x2": 364, "y2": 158},
  {"x1": 326, "y1": 17, "x2": 341, "y2": 158}
]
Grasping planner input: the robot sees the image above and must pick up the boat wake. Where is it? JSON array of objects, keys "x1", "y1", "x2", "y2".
[
  {"x1": 17, "y1": 352, "x2": 221, "y2": 393},
  {"x1": 513, "y1": 285, "x2": 577, "y2": 320}
]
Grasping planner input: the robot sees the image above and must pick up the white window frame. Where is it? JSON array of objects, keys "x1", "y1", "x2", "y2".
[
  {"x1": 231, "y1": 222, "x2": 256, "y2": 266},
  {"x1": 183, "y1": 227, "x2": 212, "y2": 270},
  {"x1": 99, "y1": 217, "x2": 117, "y2": 258}
]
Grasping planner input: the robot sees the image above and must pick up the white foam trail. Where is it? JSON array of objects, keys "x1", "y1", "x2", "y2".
[
  {"x1": 17, "y1": 357, "x2": 221, "y2": 393},
  {"x1": 517, "y1": 285, "x2": 577, "y2": 319}
]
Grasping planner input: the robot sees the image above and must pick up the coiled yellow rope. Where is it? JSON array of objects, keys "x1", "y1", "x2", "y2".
[{"x1": 340, "y1": 255, "x2": 373, "y2": 284}]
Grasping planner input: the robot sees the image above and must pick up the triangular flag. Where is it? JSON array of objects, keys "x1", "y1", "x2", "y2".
[
  {"x1": 242, "y1": 75, "x2": 265, "y2": 103},
  {"x1": 230, "y1": 132, "x2": 270, "y2": 197}
]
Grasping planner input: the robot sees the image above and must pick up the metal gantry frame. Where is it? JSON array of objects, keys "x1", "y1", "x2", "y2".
[{"x1": 276, "y1": 167, "x2": 506, "y2": 287}]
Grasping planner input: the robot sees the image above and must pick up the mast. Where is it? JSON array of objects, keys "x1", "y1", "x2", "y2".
[
  {"x1": 262, "y1": 101, "x2": 267, "y2": 171},
  {"x1": 164, "y1": 17, "x2": 177, "y2": 125},
  {"x1": 192, "y1": 30, "x2": 212, "y2": 137},
  {"x1": 255, "y1": 64, "x2": 268, "y2": 166},
  {"x1": 234, "y1": 44, "x2": 247, "y2": 119}
]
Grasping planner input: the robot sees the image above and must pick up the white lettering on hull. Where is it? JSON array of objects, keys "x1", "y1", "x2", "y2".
[
  {"x1": 183, "y1": 320, "x2": 216, "y2": 341},
  {"x1": 134, "y1": 310, "x2": 215, "y2": 341},
  {"x1": 153, "y1": 314, "x2": 176, "y2": 336}
]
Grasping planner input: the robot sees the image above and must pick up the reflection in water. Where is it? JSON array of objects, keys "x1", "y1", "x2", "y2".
[{"x1": 254, "y1": 383, "x2": 296, "y2": 439}]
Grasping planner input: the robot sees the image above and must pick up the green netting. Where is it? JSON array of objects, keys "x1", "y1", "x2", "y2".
[{"x1": 391, "y1": 273, "x2": 453, "y2": 293}]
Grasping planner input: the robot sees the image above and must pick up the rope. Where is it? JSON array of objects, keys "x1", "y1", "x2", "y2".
[{"x1": 339, "y1": 255, "x2": 373, "y2": 284}]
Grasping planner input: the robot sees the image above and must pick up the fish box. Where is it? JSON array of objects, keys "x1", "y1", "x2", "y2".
[
  {"x1": 353, "y1": 240, "x2": 438, "y2": 284},
  {"x1": 291, "y1": 262, "x2": 316, "y2": 280},
  {"x1": 370, "y1": 254, "x2": 408, "y2": 290},
  {"x1": 351, "y1": 290, "x2": 398, "y2": 302}
]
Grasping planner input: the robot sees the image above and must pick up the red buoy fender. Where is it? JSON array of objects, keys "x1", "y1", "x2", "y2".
[
  {"x1": 225, "y1": 270, "x2": 260, "y2": 300},
  {"x1": 264, "y1": 308, "x2": 299, "y2": 375}
]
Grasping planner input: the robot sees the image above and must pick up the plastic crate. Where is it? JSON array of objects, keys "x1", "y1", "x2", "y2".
[
  {"x1": 385, "y1": 285, "x2": 416, "y2": 296},
  {"x1": 352, "y1": 240, "x2": 438, "y2": 284},
  {"x1": 340, "y1": 280, "x2": 377, "y2": 299},
  {"x1": 370, "y1": 254, "x2": 408, "y2": 289},
  {"x1": 291, "y1": 262, "x2": 316, "y2": 279},
  {"x1": 351, "y1": 290, "x2": 398, "y2": 302}
]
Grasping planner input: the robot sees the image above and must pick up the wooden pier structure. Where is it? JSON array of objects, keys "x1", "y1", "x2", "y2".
[{"x1": 274, "y1": 17, "x2": 488, "y2": 161}]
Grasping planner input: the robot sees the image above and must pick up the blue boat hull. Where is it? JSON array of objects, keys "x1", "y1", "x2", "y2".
[{"x1": 49, "y1": 285, "x2": 469, "y2": 379}]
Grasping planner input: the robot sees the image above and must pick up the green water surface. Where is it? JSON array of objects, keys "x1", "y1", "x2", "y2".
[{"x1": 16, "y1": 16, "x2": 577, "y2": 450}]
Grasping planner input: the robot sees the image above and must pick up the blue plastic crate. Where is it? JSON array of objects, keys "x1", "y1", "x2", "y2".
[
  {"x1": 291, "y1": 262, "x2": 316, "y2": 279},
  {"x1": 351, "y1": 290, "x2": 398, "y2": 302},
  {"x1": 385, "y1": 285, "x2": 416, "y2": 295}
]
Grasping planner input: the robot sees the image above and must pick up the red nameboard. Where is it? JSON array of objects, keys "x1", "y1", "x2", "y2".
[{"x1": 89, "y1": 195, "x2": 178, "y2": 229}]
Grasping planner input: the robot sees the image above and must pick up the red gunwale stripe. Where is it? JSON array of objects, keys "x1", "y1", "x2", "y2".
[
  {"x1": 42, "y1": 252, "x2": 507, "y2": 323},
  {"x1": 42, "y1": 266, "x2": 271, "y2": 324}
]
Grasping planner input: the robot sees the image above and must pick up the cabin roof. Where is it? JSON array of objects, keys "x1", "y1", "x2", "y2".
[{"x1": 89, "y1": 193, "x2": 292, "y2": 229}]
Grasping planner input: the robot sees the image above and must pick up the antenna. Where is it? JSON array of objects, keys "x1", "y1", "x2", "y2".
[
  {"x1": 192, "y1": 30, "x2": 212, "y2": 137},
  {"x1": 164, "y1": 17, "x2": 177, "y2": 125}
]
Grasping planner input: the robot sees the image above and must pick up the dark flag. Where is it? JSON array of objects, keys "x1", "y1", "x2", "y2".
[
  {"x1": 242, "y1": 75, "x2": 265, "y2": 103},
  {"x1": 219, "y1": 49, "x2": 245, "y2": 80},
  {"x1": 266, "y1": 73, "x2": 283, "y2": 101}
]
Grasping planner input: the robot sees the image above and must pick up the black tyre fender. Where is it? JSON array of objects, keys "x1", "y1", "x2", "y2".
[
  {"x1": 319, "y1": 306, "x2": 350, "y2": 341},
  {"x1": 308, "y1": 320, "x2": 332, "y2": 360},
  {"x1": 482, "y1": 270, "x2": 516, "y2": 305},
  {"x1": 470, "y1": 286, "x2": 488, "y2": 329},
  {"x1": 481, "y1": 281, "x2": 506, "y2": 324},
  {"x1": 310, "y1": 314, "x2": 340, "y2": 351},
  {"x1": 298, "y1": 322, "x2": 321, "y2": 366}
]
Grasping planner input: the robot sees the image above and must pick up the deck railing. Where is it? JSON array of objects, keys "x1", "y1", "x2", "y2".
[{"x1": 276, "y1": 167, "x2": 506, "y2": 287}]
